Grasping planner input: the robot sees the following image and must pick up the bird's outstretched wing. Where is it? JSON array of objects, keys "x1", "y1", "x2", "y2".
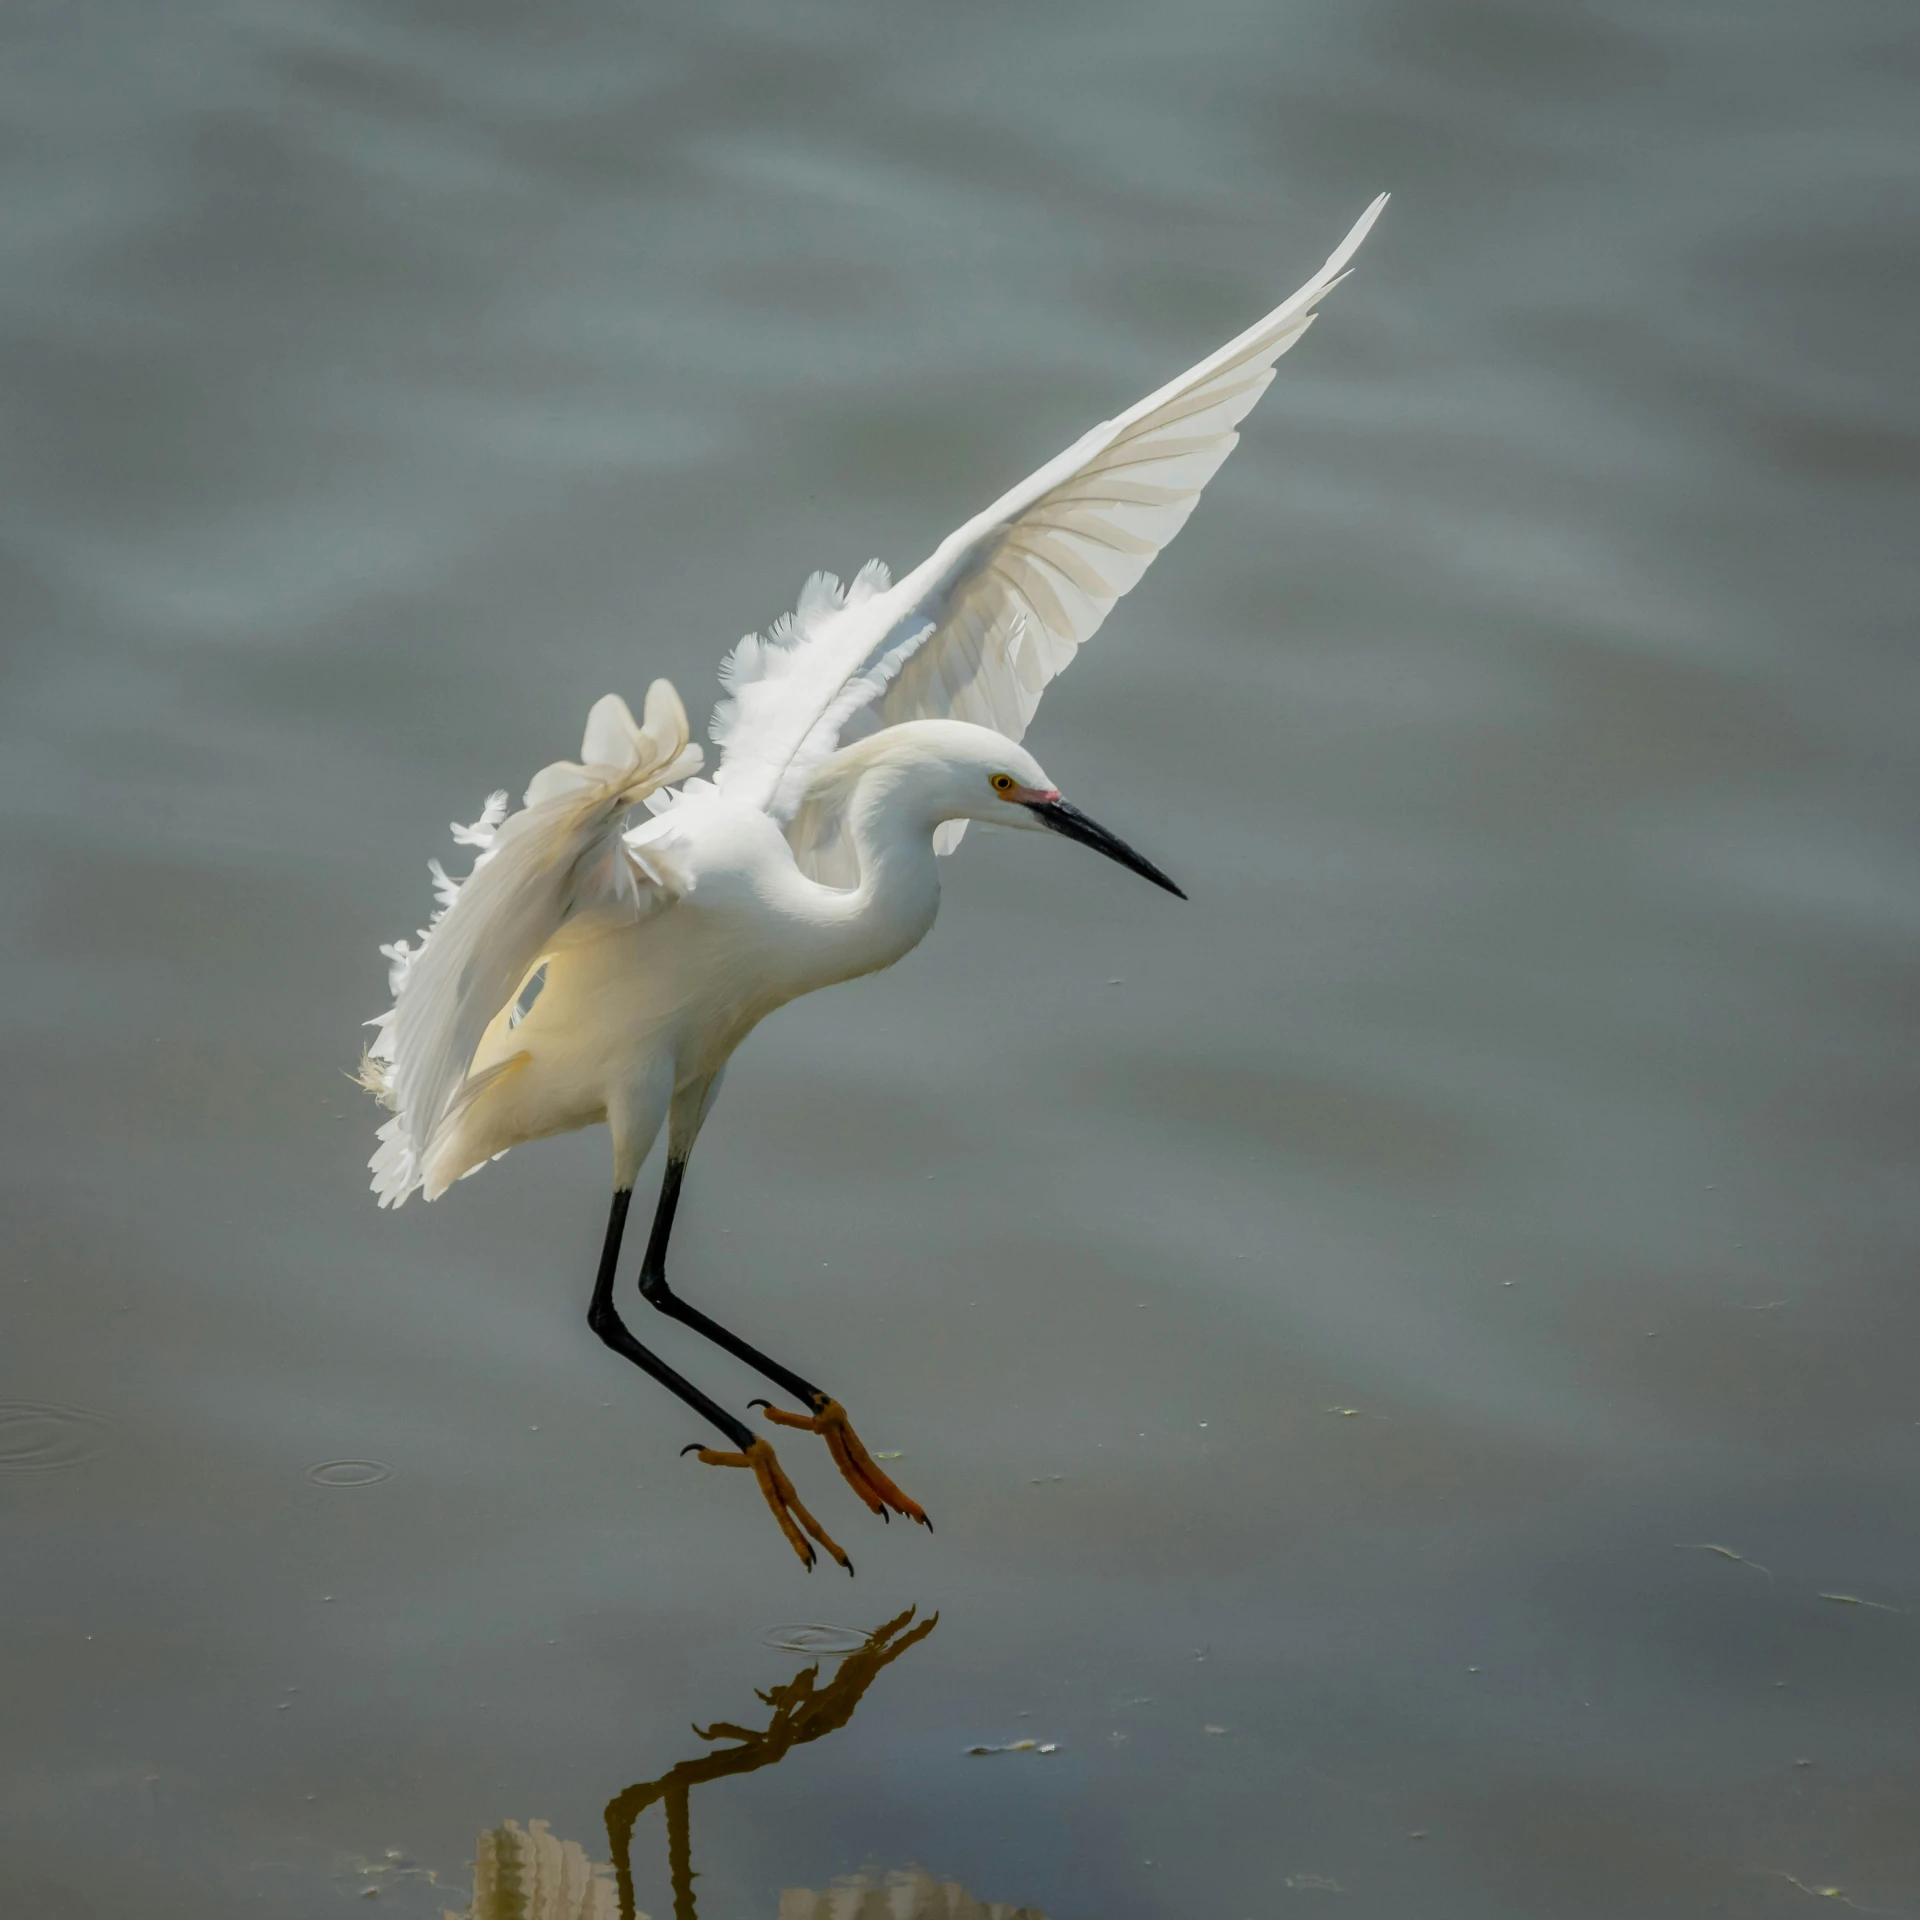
[
  {"x1": 363, "y1": 682, "x2": 701, "y2": 1206},
  {"x1": 708, "y1": 194, "x2": 1387, "y2": 851}
]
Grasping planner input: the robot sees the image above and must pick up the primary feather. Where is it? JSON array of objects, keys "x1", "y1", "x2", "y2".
[{"x1": 713, "y1": 192, "x2": 1387, "y2": 865}]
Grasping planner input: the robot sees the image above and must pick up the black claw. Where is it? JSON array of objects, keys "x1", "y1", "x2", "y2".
[
  {"x1": 679, "y1": 1443, "x2": 704, "y2": 1458},
  {"x1": 747, "y1": 1397, "x2": 774, "y2": 1411},
  {"x1": 921, "y1": 1515, "x2": 935, "y2": 1534},
  {"x1": 843, "y1": 1557, "x2": 856, "y2": 1577},
  {"x1": 880, "y1": 1509, "x2": 891, "y2": 1524}
]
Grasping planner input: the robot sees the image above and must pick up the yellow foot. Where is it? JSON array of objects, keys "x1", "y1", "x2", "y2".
[
  {"x1": 681, "y1": 1436, "x2": 852, "y2": 1574},
  {"x1": 751, "y1": 1397, "x2": 931, "y2": 1529}
]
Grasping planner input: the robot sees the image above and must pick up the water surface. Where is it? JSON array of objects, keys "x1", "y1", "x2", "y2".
[{"x1": 2, "y1": 2, "x2": 1917, "y2": 1915}]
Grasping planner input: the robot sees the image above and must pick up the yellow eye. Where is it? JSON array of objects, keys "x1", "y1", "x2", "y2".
[{"x1": 990, "y1": 773, "x2": 1016, "y2": 795}]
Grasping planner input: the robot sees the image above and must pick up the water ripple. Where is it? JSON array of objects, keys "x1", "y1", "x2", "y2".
[
  {"x1": 306, "y1": 1459, "x2": 394, "y2": 1487},
  {"x1": 0, "y1": 1402, "x2": 113, "y2": 1472},
  {"x1": 759, "y1": 1622, "x2": 874, "y2": 1655}
]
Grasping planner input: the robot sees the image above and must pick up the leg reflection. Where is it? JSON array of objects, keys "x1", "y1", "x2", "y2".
[{"x1": 604, "y1": 1606, "x2": 939, "y2": 1920}]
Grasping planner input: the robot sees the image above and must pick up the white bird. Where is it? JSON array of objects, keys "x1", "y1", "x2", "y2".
[{"x1": 360, "y1": 196, "x2": 1387, "y2": 1571}]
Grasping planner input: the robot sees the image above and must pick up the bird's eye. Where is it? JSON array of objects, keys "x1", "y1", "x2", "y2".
[{"x1": 990, "y1": 773, "x2": 1016, "y2": 795}]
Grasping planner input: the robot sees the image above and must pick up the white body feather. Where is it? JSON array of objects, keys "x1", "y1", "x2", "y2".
[{"x1": 364, "y1": 200, "x2": 1386, "y2": 1204}]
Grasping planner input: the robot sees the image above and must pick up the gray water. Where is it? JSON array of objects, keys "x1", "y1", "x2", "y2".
[{"x1": 3, "y1": 2, "x2": 1917, "y2": 1915}]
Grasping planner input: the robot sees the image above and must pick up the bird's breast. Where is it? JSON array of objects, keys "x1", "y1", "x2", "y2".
[{"x1": 604, "y1": 797, "x2": 943, "y2": 1075}]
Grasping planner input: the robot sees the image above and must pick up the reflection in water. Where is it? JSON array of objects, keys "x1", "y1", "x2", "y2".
[
  {"x1": 777, "y1": 1869, "x2": 1043, "y2": 1920},
  {"x1": 605, "y1": 1606, "x2": 937, "y2": 1920},
  {"x1": 448, "y1": 1820, "x2": 619, "y2": 1920},
  {"x1": 445, "y1": 1609, "x2": 1039, "y2": 1920}
]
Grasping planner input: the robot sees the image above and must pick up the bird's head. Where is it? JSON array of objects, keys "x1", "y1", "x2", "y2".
[{"x1": 908, "y1": 721, "x2": 1186, "y2": 900}]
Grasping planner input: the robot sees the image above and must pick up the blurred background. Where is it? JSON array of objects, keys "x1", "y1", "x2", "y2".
[{"x1": 2, "y1": 1, "x2": 1916, "y2": 1915}]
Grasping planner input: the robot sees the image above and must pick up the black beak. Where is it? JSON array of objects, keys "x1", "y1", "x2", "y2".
[{"x1": 1022, "y1": 796, "x2": 1187, "y2": 900}]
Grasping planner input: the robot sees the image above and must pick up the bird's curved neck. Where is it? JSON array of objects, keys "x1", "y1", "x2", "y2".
[
  {"x1": 799, "y1": 748, "x2": 949, "y2": 975},
  {"x1": 843, "y1": 760, "x2": 943, "y2": 921}
]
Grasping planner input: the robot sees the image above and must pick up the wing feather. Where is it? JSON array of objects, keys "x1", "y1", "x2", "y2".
[
  {"x1": 364, "y1": 681, "x2": 701, "y2": 1206},
  {"x1": 709, "y1": 196, "x2": 1386, "y2": 865}
]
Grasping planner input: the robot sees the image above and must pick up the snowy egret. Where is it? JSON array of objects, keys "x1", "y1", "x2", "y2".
[{"x1": 360, "y1": 197, "x2": 1387, "y2": 1570}]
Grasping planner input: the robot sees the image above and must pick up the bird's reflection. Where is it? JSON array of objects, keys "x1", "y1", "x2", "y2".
[
  {"x1": 452, "y1": 1818, "x2": 619, "y2": 1920},
  {"x1": 604, "y1": 1605, "x2": 937, "y2": 1920},
  {"x1": 776, "y1": 1868, "x2": 1042, "y2": 1920},
  {"x1": 446, "y1": 1606, "x2": 1037, "y2": 1920}
]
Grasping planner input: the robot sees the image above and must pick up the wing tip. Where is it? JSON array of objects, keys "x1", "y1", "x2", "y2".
[{"x1": 1317, "y1": 191, "x2": 1390, "y2": 285}]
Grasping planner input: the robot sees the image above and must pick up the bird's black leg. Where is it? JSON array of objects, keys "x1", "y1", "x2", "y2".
[
  {"x1": 636, "y1": 1158, "x2": 826, "y2": 1408},
  {"x1": 634, "y1": 1157, "x2": 931, "y2": 1529},
  {"x1": 589, "y1": 1187, "x2": 754, "y2": 1447},
  {"x1": 588, "y1": 1186, "x2": 849, "y2": 1572}
]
